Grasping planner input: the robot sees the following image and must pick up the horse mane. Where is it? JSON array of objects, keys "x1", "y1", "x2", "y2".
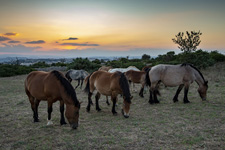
[
  {"x1": 51, "y1": 70, "x2": 80, "y2": 107},
  {"x1": 181, "y1": 63, "x2": 207, "y2": 84},
  {"x1": 117, "y1": 71, "x2": 131, "y2": 103},
  {"x1": 65, "y1": 69, "x2": 72, "y2": 80}
]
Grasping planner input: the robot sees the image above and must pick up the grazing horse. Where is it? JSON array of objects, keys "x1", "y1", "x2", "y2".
[
  {"x1": 146, "y1": 63, "x2": 208, "y2": 104},
  {"x1": 124, "y1": 70, "x2": 147, "y2": 97},
  {"x1": 98, "y1": 66, "x2": 113, "y2": 72},
  {"x1": 25, "y1": 70, "x2": 81, "y2": 129},
  {"x1": 65, "y1": 69, "x2": 89, "y2": 89},
  {"x1": 84, "y1": 71, "x2": 133, "y2": 118}
]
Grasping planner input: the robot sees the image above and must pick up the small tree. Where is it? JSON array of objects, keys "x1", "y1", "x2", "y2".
[
  {"x1": 142, "y1": 54, "x2": 151, "y2": 60},
  {"x1": 172, "y1": 31, "x2": 202, "y2": 53}
]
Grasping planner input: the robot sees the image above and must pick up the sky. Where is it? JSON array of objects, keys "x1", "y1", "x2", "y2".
[{"x1": 0, "y1": 0, "x2": 225, "y2": 58}]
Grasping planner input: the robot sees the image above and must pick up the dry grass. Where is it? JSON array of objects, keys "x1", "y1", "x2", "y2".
[{"x1": 0, "y1": 63, "x2": 225, "y2": 150}]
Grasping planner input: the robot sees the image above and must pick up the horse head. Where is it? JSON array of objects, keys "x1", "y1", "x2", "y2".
[
  {"x1": 65, "y1": 102, "x2": 81, "y2": 129},
  {"x1": 198, "y1": 81, "x2": 208, "y2": 101},
  {"x1": 122, "y1": 96, "x2": 133, "y2": 118}
]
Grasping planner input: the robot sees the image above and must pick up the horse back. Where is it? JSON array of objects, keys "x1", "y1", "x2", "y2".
[
  {"x1": 150, "y1": 64, "x2": 195, "y2": 86},
  {"x1": 125, "y1": 70, "x2": 146, "y2": 83},
  {"x1": 25, "y1": 71, "x2": 61, "y2": 101},
  {"x1": 90, "y1": 71, "x2": 122, "y2": 96}
]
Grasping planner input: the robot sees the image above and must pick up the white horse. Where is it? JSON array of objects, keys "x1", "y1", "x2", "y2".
[
  {"x1": 146, "y1": 63, "x2": 208, "y2": 104},
  {"x1": 65, "y1": 69, "x2": 89, "y2": 89},
  {"x1": 108, "y1": 66, "x2": 140, "y2": 73}
]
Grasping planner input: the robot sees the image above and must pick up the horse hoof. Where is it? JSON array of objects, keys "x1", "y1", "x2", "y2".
[
  {"x1": 60, "y1": 121, "x2": 67, "y2": 125},
  {"x1": 149, "y1": 101, "x2": 154, "y2": 104},
  {"x1": 47, "y1": 120, "x2": 53, "y2": 126},
  {"x1": 113, "y1": 112, "x2": 117, "y2": 116},
  {"x1": 184, "y1": 101, "x2": 190, "y2": 104},
  {"x1": 96, "y1": 108, "x2": 101, "y2": 112},
  {"x1": 86, "y1": 108, "x2": 90, "y2": 112},
  {"x1": 173, "y1": 99, "x2": 178, "y2": 103}
]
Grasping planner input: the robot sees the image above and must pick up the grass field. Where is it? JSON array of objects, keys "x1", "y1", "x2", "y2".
[{"x1": 0, "y1": 63, "x2": 225, "y2": 150}]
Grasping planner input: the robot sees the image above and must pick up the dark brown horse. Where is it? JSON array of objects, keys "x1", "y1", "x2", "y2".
[
  {"x1": 124, "y1": 70, "x2": 147, "y2": 97},
  {"x1": 84, "y1": 71, "x2": 132, "y2": 118},
  {"x1": 146, "y1": 63, "x2": 208, "y2": 104},
  {"x1": 25, "y1": 70, "x2": 81, "y2": 129}
]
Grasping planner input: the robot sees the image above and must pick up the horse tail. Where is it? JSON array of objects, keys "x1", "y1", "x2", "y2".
[
  {"x1": 144, "y1": 68, "x2": 161, "y2": 96},
  {"x1": 119, "y1": 72, "x2": 131, "y2": 103},
  {"x1": 84, "y1": 72, "x2": 93, "y2": 94},
  {"x1": 145, "y1": 68, "x2": 151, "y2": 87}
]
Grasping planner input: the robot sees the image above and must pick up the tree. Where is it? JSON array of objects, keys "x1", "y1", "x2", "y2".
[
  {"x1": 172, "y1": 31, "x2": 202, "y2": 53},
  {"x1": 142, "y1": 54, "x2": 151, "y2": 60}
]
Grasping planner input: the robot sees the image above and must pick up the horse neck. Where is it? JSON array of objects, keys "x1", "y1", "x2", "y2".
[
  {"x1": 193, "y1": 69, "x2": 205, "y2": 87},
  {"x1": 59, "y1": 85, "x2": 75, "y2": 105}
]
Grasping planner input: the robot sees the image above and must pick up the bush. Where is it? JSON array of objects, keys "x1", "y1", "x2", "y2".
[
  {"x1": 0, "y1": 64, "x2": 35, "y2": 77},
  {"x1": 210, "y1": 51, "x2": 225, "y2": 62}
]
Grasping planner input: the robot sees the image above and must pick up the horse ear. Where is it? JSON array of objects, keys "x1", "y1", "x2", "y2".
[
  {"x1": 205, "y1": 80, "x2": 208, "y2": 84},
  {"x1": 130, "y1": 96, "x2": 133, "y2": 100}
]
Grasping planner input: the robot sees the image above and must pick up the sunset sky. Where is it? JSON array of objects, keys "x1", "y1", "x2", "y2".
[{"x1": 0, "y1": 0, "x2": 225, "y2": 58}]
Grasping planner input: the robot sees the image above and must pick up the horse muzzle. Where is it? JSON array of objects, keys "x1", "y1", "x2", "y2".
[
  {"x1": 202, "y1": 97, "x2": 206, "y2": 101},
  {"x1": 121, "y1": 109, "x2": 129, "y2": 118},
  {"x1": 70, "y1": 123, "x2": 78, "y2": 129}
]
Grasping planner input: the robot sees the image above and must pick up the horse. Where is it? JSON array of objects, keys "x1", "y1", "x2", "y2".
[
  {"x1": 145, "y1": 63, "x2": 208, "y2": 104},
  {"x1": 24, "y1": 70, "x2": 81, "y2": 129},
  {"x1": 124, "y1": 70, "x2": 147, "y2": 97},
  {"x1": 65, "y1": 69, "x2": 89, "y2": 89},
  {"x1": 84, "y1": 71, "x2": 133, "y2": 118},
  {"x1": 108, "y1": 66, "x2": 140, "y2": 73},
  {"x1": 98, "y1": 66, "x2": 113, "y2": 72},
  {"x1": 142, "y1": 66, "x2": 152, "y2": 72}
]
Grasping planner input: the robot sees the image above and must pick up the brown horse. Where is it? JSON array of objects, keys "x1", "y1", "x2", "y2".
[
  {"x1": 25, "y1": 70, "x2": 81, "y2": 129},
  {"x1": 124, "y1": 70, "x2": 147, "y2": 97},
  {"x1": 84, "y1": 71, "x2": 132, "y2": 118},
  {"x1": 98, "y1": 66, "x2": 113, "y2": 72},
  {"x1": 146, "y1": 63, "x2": 208, "y2": 104}
]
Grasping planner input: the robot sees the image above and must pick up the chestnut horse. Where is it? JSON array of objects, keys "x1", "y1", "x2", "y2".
[
  {"x1": 124, "y1": 70, "x2": 147, "y2": 97},
  {"x1": 84, "y1": 71, "x2": 132, "y2": 118},
  {"x1": 146, "y1": 63, "x2": 208, "y2": 104},
  {"x1": 25, "y1": 70, "x2": 81, "y2": 129},
  {"x1": 98, "y1": 66, "x2": 113, "y2": 72}
]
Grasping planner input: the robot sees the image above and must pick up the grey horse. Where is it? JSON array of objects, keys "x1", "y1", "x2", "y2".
[{"x1": 65, "y1": 69, "x2": 89, "y2": 89}]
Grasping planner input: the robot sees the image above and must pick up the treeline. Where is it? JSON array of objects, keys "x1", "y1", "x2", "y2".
[{"x1": 0, "y1": 50, "x2": 225, "y2": 77}]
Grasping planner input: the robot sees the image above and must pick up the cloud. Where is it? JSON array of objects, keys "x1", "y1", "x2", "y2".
[
  {"x1": 60, "y1": 43, "x2": 99, "y2": 46},
  {"x1": 8, "y1": 40, "x2": 20, "y2": 43},
  {"x1": 0, "y1": 44, "x2": 41, "y2": 53},
  {"x1": 25, "y1": 40, "x2": 45, "y2": 44},
  {"x1": 4, "y1": 32, "x2": 18, "y2": 36},
  {"x1": 0, "y1": 36, "x2": 11, "y2": 41},
  {"x1": 63, "y1": 37, "x2": 78, "y2": 40}
]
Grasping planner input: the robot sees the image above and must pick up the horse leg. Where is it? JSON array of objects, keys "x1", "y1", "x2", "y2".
[
  {"x1": 95, "y1": 92, "x2": 101, "y2": 111},
  {"x1": 111, "y1": 96, "x2": 117, "y2": 115},
  {"x1": 106, "y1": 96, "x2": 110, "y2": 105},
  {"x1": 59, "y1": 100, "x2": 67, "y2": 125},
  {"x1": 75, "y1": 79, "x2": 80, "y2": 89},
  {"x1": 149, "y1": 89, "x2": 154, "y2": 104},
  {"x1": 153, "y1": 88, "x2": 160, "y2": 103},
  {"x1": 28, "y1": 95, "x2": 40, "y2": 122},
  {"x1": 80, "y1": 79, "x2": 83, "y2": 89},
  {"x1": 139, "y1": 83, "x2": 145, "y2": 98},
  {"x1": 86, "y1": 92, "x2": 93, "y2": 112},
  {"x1": 173, "y1": 84, "x2": 184, "y2": 103},
  {"x1": 183, "y1": 85, "x2": 190, "y2": 103},
  {"x1": 47, "y1": 101, "x2": 53, "y2": 125}
]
